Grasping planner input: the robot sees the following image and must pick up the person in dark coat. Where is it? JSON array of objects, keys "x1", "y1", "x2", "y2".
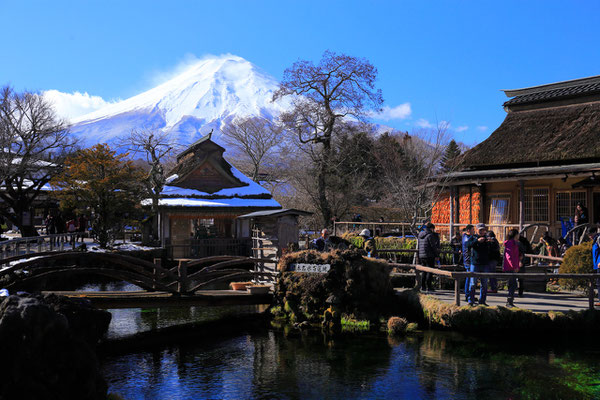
[
  {"x1": 466, "y1": 223, "x2": 491, "y2": 306},
  {"x1": 461, "y1": 225, "x2": 474, "y2": 301},
  {"x1": 418, "y1": 222, "x2": 440, "y2": 292},
  {"x1": 517, "y1": 235, "x2": 533, "y2": 297},
  {"x1": 574, "y1": 202, "x2": 589, "y2": 226},
  {"x1": 486, "y1": 230, "x2": 501, "y2": 293}
]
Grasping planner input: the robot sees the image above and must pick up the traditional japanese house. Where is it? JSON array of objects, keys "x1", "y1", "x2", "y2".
[
  {"x1": 432, "y1": 75, "x2": 600, "y2": 240},
  {"x1": 148, "y1": 135, "x2": 281, "y2": 257}
]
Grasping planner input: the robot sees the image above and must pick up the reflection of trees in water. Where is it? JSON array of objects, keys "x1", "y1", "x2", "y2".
[
  {"x1": 401, "y1": 331, "x2": 600, "y2": 400},
  {"x1": 249, "y1": 330, "x2": 394, "y2": 398}
]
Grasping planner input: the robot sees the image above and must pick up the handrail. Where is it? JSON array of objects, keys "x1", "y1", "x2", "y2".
[{"x1": 411, "y1": 264, "x2": 597, "y2": 309}]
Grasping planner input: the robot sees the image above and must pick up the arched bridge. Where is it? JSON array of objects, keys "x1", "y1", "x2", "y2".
[{"x1": 0, "y1": 251, "x2": 278, "y2": 295}]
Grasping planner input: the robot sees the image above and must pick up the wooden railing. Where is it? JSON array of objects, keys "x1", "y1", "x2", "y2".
[
  {"x1": 0, "y1": 233, "x2": 81, "y2": 260},
  {"x1": 167, "y1": 238, "x2": 252, "y2": 259}
]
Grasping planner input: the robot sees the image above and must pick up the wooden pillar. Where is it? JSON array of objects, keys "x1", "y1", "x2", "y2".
[
  {"x1": 589, "y1": 279, "x2": 595, "y2": 310},
  {"x1": 449, "y1": 186, "x2": 455, "y2": 238},
  {"x1": 178, "y1": 260, "x2": 188, "y2": 294},
  {"x1": 519, "y1": 180, "x2": 525, "y2": 231},
  {"x1": 153, "y1": 258, "x2": 162, "y2": 291},
  {"x1": 454, "y1": 278, "x2": 461, "y2": 306}
]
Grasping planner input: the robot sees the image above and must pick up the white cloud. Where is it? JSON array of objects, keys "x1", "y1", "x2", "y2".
[
  {"x1": 43, "y1": 90, "x2": 115, "y2": 122},
  {"x1": 376, "y1": 103, "x2": 412, "y2": 121},
  {"x1": 476, "y1": 126, "x2": 488, "y2": 132},
  {"x1": 455, "y1": 125, "x2": 469, "y2": 132},
  {"x1": 414, "y1": 118, "x2": 433, "y2": 128}
]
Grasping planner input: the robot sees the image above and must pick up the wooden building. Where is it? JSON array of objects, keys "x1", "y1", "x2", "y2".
[
  {"x1": 147, "y1": 135, "x2": 282, "y2": 257},
  {"x1": 237, "y1": 209, "x2": 312, "y2": 259},
  {"x1": 433, "y1": 75, "x2": 600, "y2": 239}
]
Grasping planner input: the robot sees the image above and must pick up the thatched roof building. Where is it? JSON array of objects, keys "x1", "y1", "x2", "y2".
[{"x1": 432, "y1": 75, "x2": 600, "y2": 240}]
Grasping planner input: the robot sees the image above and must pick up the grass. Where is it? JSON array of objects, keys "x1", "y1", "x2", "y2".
[{"x1": 341, "y1": 316, "x2": 371, "y2": 332}]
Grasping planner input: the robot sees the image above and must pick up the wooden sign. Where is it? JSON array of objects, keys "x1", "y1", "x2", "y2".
[{"x1": 289, "y1": 263, "x2": 331, "y2": 273}]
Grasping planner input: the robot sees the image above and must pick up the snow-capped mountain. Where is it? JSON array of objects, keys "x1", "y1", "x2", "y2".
[{"x1": 65, "y1": 55, "x2": 289, "y2": 147}]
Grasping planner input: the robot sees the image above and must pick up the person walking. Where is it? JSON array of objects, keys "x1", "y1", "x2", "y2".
[
  {"x1": 450, "y1": 231, "x2": 462, "y2": 266},
  {"x1": 517, "y1": 235, "x2": 533, "y2": 297},
  {"x1": 466, "y1": 223, "x2": 491, "y2": 306},
  {"x1": 312, "y1": 229, "x2": 332, "y2": 252},
  {"x1": 418, "y1": 222, "x2": 440, "y2": 292},
  {"x1": 77, "y1": 214, "x2": 88, "y2": 243},
  {"x1": 503, "y1": 229, "x2": 521, "y2": 307},
  {"x1": 66, "y1": 217, "x2": 77, "y2": 247},
  {"x1": 486, "y1": 231, "x2": 501, "y2": 293},
  {"x1": 461, "y1": 225, "x2": 474, "y2": 301}
]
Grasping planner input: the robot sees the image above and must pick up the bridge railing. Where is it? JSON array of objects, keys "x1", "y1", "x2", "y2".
[{"x1": 0, "y1": 233, "x2": 83, "y2": 260}]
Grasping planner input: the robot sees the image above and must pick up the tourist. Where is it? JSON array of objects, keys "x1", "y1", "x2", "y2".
[
  {"x1": 486, "y1": 230, "x2": 501, "y2": 293},
  {"x1": 589, "y1": 227, "x2": 600, "y2": 306},
  {"x1": 312, "y1": 229, "x2": 331, "y2": 252},
  {"x1": 77, "y1": 214, "x2": 88, "y2": 243},
  {"x1": 66, "y1": 217, "x2": 77, "y2": 247},
  {"x1": 461, "y1": 225, "x2": 474, "y2": 301},
  {"x1": 359, "y1": 228, "x2": 376, "y2": 257},
  {"x1": 557, "y1": 237, "x2": 570, "y2": 257},
  {"x1": 466, "y1": 223, "x2": 491, "y2": 306},
  {"x1": 503, "y1": 228, "x2": 521, "y2": 307},
  {"x1": 45, "y1": 214, "x2": 57, "y2": 246},
  {"x1": 574, "y1": 202, "x2": 589, "y2": 226},
  {"x1": 450, "y1": 231, "x2": 462, "y2": 266},
  {"x1": 517, "y1": 235, "x2": 533, "y2": 297},
  {"x1": 418, "y1": 222, "x2": 440, "y2": 292}
]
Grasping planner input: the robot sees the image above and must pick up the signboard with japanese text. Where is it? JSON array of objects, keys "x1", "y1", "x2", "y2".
[{"x1": 289, "y1": 263, "x2": 331, "y2": 274}]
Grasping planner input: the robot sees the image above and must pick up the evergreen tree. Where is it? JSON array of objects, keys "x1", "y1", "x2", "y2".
[{"x1": 441, "y1": 139, "x2": 461, "y2": 172}]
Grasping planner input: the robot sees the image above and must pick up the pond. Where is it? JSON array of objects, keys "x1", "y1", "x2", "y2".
[{"x1": 100, "y1": 312, "x2": 600, "y2": 400}]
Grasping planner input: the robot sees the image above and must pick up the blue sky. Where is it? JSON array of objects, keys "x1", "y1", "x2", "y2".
[{"x1": 1, "y1": 0, "x2": 599, "y2": 145}]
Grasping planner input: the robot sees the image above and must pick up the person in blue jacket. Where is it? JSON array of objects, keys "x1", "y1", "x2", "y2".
[
  {"x1": 461, "y1": 225, "x2": 474, "y2": 301},
  {"x1": 589, "y1": 227, "x2": 600, "y2": 306}
]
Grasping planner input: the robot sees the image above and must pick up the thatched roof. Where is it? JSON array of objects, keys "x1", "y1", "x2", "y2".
[{"x1": 462, "y1": 101, "x2": 600, "y2": 169}]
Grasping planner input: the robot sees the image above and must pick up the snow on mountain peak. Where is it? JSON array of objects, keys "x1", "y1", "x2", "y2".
[{"x1": 63, "y1": 55, "x2": 288, "y2": 147}]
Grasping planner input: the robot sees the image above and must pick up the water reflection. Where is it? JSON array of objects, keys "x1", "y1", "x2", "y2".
[{"x1": 102, "y1": 326, "x2": 600, "y2": 400}]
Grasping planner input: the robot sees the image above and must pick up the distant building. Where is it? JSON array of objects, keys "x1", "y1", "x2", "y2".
[
  {"x1": 148, "y1": 135, "x2": 281, "y2": 255},
  {"x1": 433, "y1": 75, "x2": 600, "y2": 239}
]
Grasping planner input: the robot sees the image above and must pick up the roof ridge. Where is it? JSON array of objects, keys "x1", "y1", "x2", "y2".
[{"x1": 502, "y1": 75, "x2": 600, "y2": 98}]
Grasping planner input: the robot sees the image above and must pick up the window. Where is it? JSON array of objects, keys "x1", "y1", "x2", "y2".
[
  {"x1": 556, "y1": 191, "x2": 586, "y2": 222},
  {"x1": 523, "y1": 188, "x2": 549, "y2": 222},
  {"x1": 489, "y1": 196, "x2": 510, "y2": 224}
]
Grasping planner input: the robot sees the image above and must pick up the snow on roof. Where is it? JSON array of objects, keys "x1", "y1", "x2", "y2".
[
  {"x1": 237, "y1": 208, "x2": 312, "y2": 219},
  {"x1": 142, "y1": 197, "x2": 281, "y2": 208},
  {"x1": 160, "y1": 165, "x2": 270, "y2": 197}
]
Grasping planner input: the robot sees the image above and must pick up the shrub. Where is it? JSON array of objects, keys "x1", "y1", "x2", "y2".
[
  {"x1": 559, "y1": 241, "x2": 593, "y2": 290},
  {"x1": 387, "y1": 316, "x2": 408, "y2": 336}
]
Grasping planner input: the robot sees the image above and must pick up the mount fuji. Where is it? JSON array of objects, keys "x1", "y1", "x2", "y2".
[{"x1": 64, "y1": 55, "x2": 290, "y2": 147}]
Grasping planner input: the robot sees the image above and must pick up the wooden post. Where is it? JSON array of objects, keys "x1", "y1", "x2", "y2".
[
  {"x1": 454, "y1": 278, "x2": 461, "y2": 306},
  {"x1": 449, "y1": 186, "x2": 455, "y2": 238},
  {"x1": 589, "y1": 279, "x2": 595, "y2": 310},
  {"x1": 153, "y1": 258, "x2": 162, "y2": 291},
  {"x1": 25, "y1": 241, "x2": 30, "y2": 255},
  {"x1": 178, "y1": 260, "x2": 188, "y2": 294},
  {"x1": 519, "y1": 180, "x2": 525, "y2": 231},
  {"x1": 37, "y1": 238, "x2": 42, "y2": 253}
]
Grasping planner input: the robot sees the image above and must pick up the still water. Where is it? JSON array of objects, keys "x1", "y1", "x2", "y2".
[{"x1": 100, "y1": 310, "x2": 600, "y2": 400}]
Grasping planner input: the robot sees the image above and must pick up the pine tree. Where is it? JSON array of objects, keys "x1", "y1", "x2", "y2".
[
  {"x1": 441, "y1": 140, "x2": 462, "y2": 172},
  {"x1": 51, "y1": 144, "x2": 145, "y2": 248}
]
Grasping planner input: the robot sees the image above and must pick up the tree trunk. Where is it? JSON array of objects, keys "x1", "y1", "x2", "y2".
[{"x1": 316, "y1": 141, "x2": 333, "y2": 227}]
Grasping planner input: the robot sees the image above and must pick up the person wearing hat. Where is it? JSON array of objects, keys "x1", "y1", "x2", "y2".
[
  {"x1": 465, "y1": 223, "x2": 491, "y2": 306},
  {"x1": 359, "y1": 229, "x2": 376, "y2": 257},
  {"x1": 418, "y1": 222, "x2": 440, "y2": 292}
]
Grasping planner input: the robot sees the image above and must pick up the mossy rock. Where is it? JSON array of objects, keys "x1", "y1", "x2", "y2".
[{"x1": 275, "y1": 249, "x2": 395, "y2": 323}]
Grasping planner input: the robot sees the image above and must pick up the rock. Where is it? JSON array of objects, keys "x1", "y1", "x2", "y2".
[{"x1": 0, "y1": 294, "x2": 111, "y2": 400}]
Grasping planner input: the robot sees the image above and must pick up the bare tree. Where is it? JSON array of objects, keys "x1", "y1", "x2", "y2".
[
  {"x1": 274, "y1": 50, "x2": 383, "y2": 226},
  {"x1": 221, "y1": 117, "x2": 284, "y2": 182},
  {"x1": 118, "y1": 128, "x2": 178, "y2": 241},
  {"x1": 376, "y1": 123, "x2": 455, "y2": 235},
  {"x1": 0, "y1": 86, "x2": 74, "y2": 236}
]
